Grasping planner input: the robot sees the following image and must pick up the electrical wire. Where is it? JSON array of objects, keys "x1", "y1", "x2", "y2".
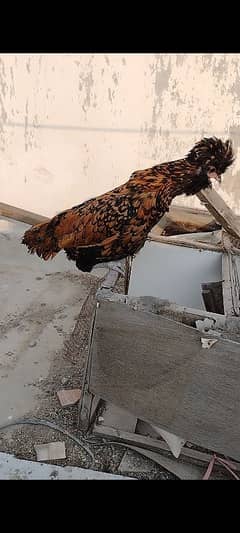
[{"x1": 0, "y1": 418, "x2": 95, "y2": 464}]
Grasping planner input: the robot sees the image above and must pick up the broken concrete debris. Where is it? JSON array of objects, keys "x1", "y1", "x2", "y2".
[
  {"x1": 200, "y1": 338, "x2": 218, "y2": 349},
  {"x1": 34, "y1": 442, "x2": 66, "y2": 462},
  {"x1": 57, "y1": 389, "x2": 82, "y2": 407}
]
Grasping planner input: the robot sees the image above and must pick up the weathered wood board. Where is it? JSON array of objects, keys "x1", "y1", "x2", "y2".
[
  {"x1": 197, "y1": 188, "x2": 240, "y2": 241},
  {"x1": 0, "y1": 202, "x2": 49, "y2": 226},
  {"x1": 222, "y1": 253, "x2": 240, "y2": 317},
  {"x1": 89, "y1": 300, "x2": 240, "y2": 461},
  {"x1": 119, "y1": 445, "x2": 206, "y2": 480}
]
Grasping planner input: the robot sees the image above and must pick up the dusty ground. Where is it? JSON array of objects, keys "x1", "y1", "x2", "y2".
[
  {"x1": 1, "y1": 304, "x2": 229, "y2": 480},
  {"x1": 0, "y1": 217, "x2": 173, "y2": 479},
  {"x1": 0, "y1": 271, "x2": 173, "y2": 479}
]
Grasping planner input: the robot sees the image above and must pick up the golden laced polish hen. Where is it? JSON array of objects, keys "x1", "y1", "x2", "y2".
[{"x1": 22, "y1": 137, "x2": 234, "y2": 272}]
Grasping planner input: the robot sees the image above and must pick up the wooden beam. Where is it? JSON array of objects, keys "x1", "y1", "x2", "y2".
[
  {"x1": 222, "y1": 252, "x2": 240, "y2": 317},
  {"x1": 78, "y1": 298, "x2": 98, "y2": 431},
  {"x1": 93, "y1": 424, "x2": 240, "y2": 471},
  {"x1": 148, "y1": 232, "x2": 224, "y2": 253},
  {"x1": 165, "y1": 230, "x2": 222, "y2": 244},
  {"x1": 119, "y1": 445, "x2": 206, "y2": 479},
  {"x1": 97, "y1": 291, "x2": 225, "y2": 325},
  {"x1": 97, "y1": 292, "x2": 240, "y2": 343},
  {"x1": 2, "y1": 195, "x2": 239, "y2": 241},
  {"x1": 78, "y1": 270, "x2": 122, "y2": 430},
  {"x1": 197, "y1": 188, "x2": 240, "y2": 240},
  {"x1": 169, "y1": 204, "x2": 214, "y2": 225},
  {"x1": 151, "y1": 206, "x2": 217, "y2": 237},
  {"x1": 0, "y1": 202, "x2": 49, "y2": 226}
]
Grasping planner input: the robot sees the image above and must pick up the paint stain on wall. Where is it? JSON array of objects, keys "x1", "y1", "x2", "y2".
[
  {"x1": 24, "y1": 99, "x2": 29, "y2": 152},
  {"x1": 0, "y1": 58, "x2": 8, "y2": 151},
  {"x1": 77, "y1": 60, "x2": 96, "y2": 114}
]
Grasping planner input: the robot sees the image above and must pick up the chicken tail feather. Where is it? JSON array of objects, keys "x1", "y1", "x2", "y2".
[{"x1": 22, "y1": 221, "x2": 59, "y2": 260}]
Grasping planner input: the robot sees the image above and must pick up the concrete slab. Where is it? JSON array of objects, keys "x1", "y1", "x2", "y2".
[
  {"x1": 0, "y1": 452, "x2": 133, "y2": 480},
  {"x1": 0, "y1": 216, "x2": 107, "y2": 425}
]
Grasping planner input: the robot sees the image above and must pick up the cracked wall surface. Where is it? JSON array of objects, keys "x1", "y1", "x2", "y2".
[{"x1": 0, "y1": 53, "x2": 240, "y2": 216}]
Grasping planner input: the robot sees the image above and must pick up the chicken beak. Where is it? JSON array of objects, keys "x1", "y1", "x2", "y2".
[
  {"x1": 214, "y1": 174, "x2": 222, "y2": 184},
  {"x1": 207, "y1": 170, "x2": 222, "y2": 184}
]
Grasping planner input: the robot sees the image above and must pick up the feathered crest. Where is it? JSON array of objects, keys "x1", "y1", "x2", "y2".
[{"x1": 187, "y1": 137, "x2": 234, "y2": 173}]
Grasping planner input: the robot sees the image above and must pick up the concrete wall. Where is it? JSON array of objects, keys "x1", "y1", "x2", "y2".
[{"x1": 1, "y1": 53, "x2": 240, "y2": 217}]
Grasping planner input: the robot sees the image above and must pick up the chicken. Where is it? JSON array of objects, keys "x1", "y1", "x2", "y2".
[{"x1": 22, "y1": 137, "x2": 234, "y2": 272}]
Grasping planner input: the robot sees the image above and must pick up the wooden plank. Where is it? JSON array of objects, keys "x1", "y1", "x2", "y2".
[
  {"x1": 78, "y1": 383, "x2": 101, "y2": 431},
  {"x1": 152, "y1": 207, "x2": 221, "y2": 237},
  {"x1": 1, "y1": 193, "x2": 239, "y2": 240},
  {"x1": 124, "y1": 256, "x2": 133, "y2": 295},
  {"x1": 222, "y1": 253, "x2": 235, "y2": 317},
  {"x1": 121, "y1": 446, "x2": 206, "y2": 480},
  {"x1": 166, "y1": 230, "x2": 222, "y2": 245},
  {"x1": 139, "y1": 297, "x2": 225, "y2": 326},
  {"x1": 0, "y1": 200, "x2": 214, "y2": 234},
  {"x1": 0, "y1": 201, "x2": 211, "y2": 230},
  {"x1": 78, "y1": 305, "x2": 99, "y2": 430},
  {"x1": 89, "y1": 300, "x2": 240, "y2": 461},
  {"x1": 127, "y1": 445, "x2": 235, "y2": 479},
  {"x1": 0, "y1": 202, "x2": 210, "y2": 228},
  {"x1": 158, "y1": 202, "x2": 238, "y2": 239},
  {"x1": 0, "y1": 202, "x2": 49, "y2": 226},
  {"x1": 92, "y1": 424, "x2": 240, "y2": 471},
  {"x1": 161, "y1": 221, "x2": 221, "y2": 237},
  {"x1": 169, "y1": 204, "x2": 215, "y2": 226},
  {"x1": 148, "y1": 232, "x2": 224, "y2": 253},
  {"x1": 78, "y1": 265, "x2": 123, "y2": 430},
  {"x1": 126, "y1": 296, "x2": 240, "y2": 343},
  {"x1": 97, "y1": 291, "x2": 240, "y2": 341},
  {"x1": 78, "y1": 377, "x2": 98, "y2": 431},
  {"x1": 197, "y1": 188, "x2": 240, "y2": 240},
  {"x1": 230, "y1": 257, "x2": 240, "y2": 316},
  {"x1": 222, "y1": 253, "x2": 240, "y2": 317}
]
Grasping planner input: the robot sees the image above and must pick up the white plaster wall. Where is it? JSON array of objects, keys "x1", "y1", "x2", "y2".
[{"x1": 1, "y1": 53, "x2": 240, "y2": 217}]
